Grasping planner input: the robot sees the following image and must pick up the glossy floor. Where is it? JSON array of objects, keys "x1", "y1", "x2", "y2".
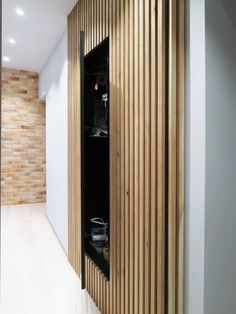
[{"x1": 1, "y1": 203, "x2": 100, "y2": 314}]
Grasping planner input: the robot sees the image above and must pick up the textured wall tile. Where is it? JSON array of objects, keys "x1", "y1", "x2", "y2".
[{"x1": 1, "y1": 68, "x2": 46, "y2": 205}]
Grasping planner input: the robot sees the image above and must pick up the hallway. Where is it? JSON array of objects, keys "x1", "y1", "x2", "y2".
[{"x1": 1, "y1": 203, "x2": 100, "y2": 314}]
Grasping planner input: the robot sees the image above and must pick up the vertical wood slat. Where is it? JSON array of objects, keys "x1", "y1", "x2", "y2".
[
  {"x1": 72, "y1": 6, "x2": 76, "y2": 271},
  {"x1": 98, "y1": 270, "x2": 101, "y2": 308},
  {"x1": 110, "y1": 0, "x2": 116, "y2": 312},
  {"x1": 103, "y1": 275, "x2": 106, "y2": 314},
  {"x1": 128, "y1": 1, "x2": 134, "y2": 313},
  {"x1": 99, "y1": 0, "x2": 102, "y2": 42},
  {"x1": 124, "y1": 0, "x2": 129, "y2": 313},
  {"x1": 177, "y1": 0, "x2": 185, "y2": 310},
  {"x1": 92, "y1": 258, "x2": 95, "y2": 300},
  {"x1": 138, "y1": 0, "x2": 145, "y2": 313},
  {"x1": 106, "y1": 281, "x2": 109, "y2": 314},
  {"x1": 105, "y1": 0, "x2": 108, "y2": 37},
  {"x1": 116, "y1": 1, "x2": 121, "y2": 314},
  {"x1": 102, "y1": 0, "x2": 104, "y2": 39},
  {"x1": 168, "y1": 0, "x2": 177, "y2": 313},
  {"x1": 120, "y1": 0, "x2": 125, "y2": 313},
  {"x1": 150, "y1": 1, "x2": 158, "y2": 313},
  {"x1": 103, "y1": 0, "x2": 106, "y2": 39},
  {"x1": 96, "y1": 0, "x2": 99, "y2": 44},
  {"x1": 83, "y1": 0, "x2": 86, "y2": 36},
  {"x1": 134, "y1": 0, "x2": 139, "y2": 313},
  {"x1": 76, "y1": 3, "x2": 80, "y2": 279},
  {"x1": 85, "y1": 0, "x2": 88, "y2": 53},
  {"x1": 170, "y1": 0, "x2": 185, "y2": 313},
  {"x1": 99, "y1": 272, "x2": 102, "y2": 310},
  {"x1": 68, "y1": 0, "x2": 185, "y2": 313},
  {"x1": 68, "y1": 4, "x2": 81, "y2": 275},
  {"x1": 94, "y1": 0, "x2": 97, "y2": 46},
  {"x1": 91, "y1": 0, "x2": 94, "y2": 49},
  {"x1": 96, "y1": 0, "x2": 99, "y2": 46},
  {"x1": 100, "y1": 273, "x2": 103, "y2": 312},
  {"x1": 68, "y1": 11, "x2": 73, "y2": 268},
  {"x1": 144, "y1": 0, "x2": 151, "y2": 313},
  {"x1": 86, "y1": 257, "x2": 89, "y2": 290},
  {"x1": 98, "y1": 0, "x2": 100, "y2": 43},
  {"x1": 109, "y1": 0, "x2": 115, "y2": 312},
  {"x1": 157, "y1": 0, "x2": 166, "y2": 312}
]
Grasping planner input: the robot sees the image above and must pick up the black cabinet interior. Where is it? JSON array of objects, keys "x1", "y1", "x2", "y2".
[{"x1": 83, "y1": 38, "x2": 110, "y2": 279}]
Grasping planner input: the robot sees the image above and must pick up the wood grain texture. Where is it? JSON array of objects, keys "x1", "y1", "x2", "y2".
[
  {"x1": 167, "y1": 1, "x2": 185, "y2": 314},
  {"x1": 176, "y1": 0, "x2": 185, "y2": 313},
  {"x1": 68, "y1": 0, "x2": 185, "y2": 313}
]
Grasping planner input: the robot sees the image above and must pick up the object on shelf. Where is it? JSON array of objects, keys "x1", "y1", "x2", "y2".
[
  {"x1": 94, "y1": 98, "x2": 108, "y2": 130},
  {"x1": 91, "y1": 127, "x2": 108, "y2": 137},
  {"x1": 90, "y1": 218, "x2": 108, "y2": 253}
]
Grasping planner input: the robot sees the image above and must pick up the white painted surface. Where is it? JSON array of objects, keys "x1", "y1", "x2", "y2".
[
  {"x1": 1, "y1": 203, "x2": 100, "y2": 314},
  {"x1": 204, "y1": 1, "x2": 236, "y2": 313},
  {"x1": 39, "y1": 31, "x2": 68, "y2": 252},
  {"x1": 185, "y1": 0, "x2": 206, "y2": 313},
  {"x1": 2, "y1": 0, "x2": 77, "y2": 72}
]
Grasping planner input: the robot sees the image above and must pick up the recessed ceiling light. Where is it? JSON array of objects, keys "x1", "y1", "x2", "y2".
[
  {"x1": 16, "y1": 8, "x2": 24, "y2": 16},
  {"x1": 8, "y1": 38, "x2": 16, "y2": 44},
  {"x1": 3, "y1": 56, "x2": 10, "y2": 62}
]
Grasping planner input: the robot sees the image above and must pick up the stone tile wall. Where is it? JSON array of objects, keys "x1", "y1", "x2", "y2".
[{"x1": 1, "y1": 68, "x2": 46, "y2": 205}]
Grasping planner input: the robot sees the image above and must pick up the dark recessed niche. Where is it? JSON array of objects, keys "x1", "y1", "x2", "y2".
[{"x1": 83, "y1": 38, "x2": 110, "y2": 279}]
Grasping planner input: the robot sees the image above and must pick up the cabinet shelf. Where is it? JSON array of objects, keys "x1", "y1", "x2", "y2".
[{"x1": 88, "y1": 135, "x2": 108, "y2": 138}]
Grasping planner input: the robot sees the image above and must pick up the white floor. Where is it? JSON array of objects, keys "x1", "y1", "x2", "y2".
[{"x1": 1, "y1": 203, "x2": 100, "y2": 314}]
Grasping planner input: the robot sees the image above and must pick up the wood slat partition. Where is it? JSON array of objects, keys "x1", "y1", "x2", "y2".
[{"x1": 68, "y1": 0, "x2": 185, "y2": 313}]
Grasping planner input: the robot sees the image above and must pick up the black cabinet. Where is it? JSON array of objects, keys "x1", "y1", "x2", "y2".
[{"x1": 81, "y1": 36, "x2": 110, "y2": 283}]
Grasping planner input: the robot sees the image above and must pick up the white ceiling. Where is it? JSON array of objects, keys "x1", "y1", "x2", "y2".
[{"x1": 2, "y1": 0, "x2": 78, "y2": 72}]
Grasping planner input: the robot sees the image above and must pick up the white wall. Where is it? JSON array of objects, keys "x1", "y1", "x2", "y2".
[
  {"x1": 185, "y1": 1, "x2": 206, "y2": 314},
  {"x1": 186, "y1": 1, "x2": 236, "y2": 313},
  {"x1": 205, "y1": 1, "x2": 236, "y2": 313},
  {"x1": 39, "y1": 30, "x2": 68, "y2": 252}
]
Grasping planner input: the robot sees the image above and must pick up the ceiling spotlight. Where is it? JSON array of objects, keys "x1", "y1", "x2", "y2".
[
  {"x1": 16, "y1": 8, "x2": 24, "y2": 16},
  {"x1": 8, "y1": 38, "x2": 16, "y2": 44},
  {"x1": 3, "y1": 56, "x2": 10, "y2": 62}
]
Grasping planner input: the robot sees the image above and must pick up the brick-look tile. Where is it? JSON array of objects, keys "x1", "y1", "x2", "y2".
[{"x1": 1, "y1": 68, "x2": 46, "y2": 205}]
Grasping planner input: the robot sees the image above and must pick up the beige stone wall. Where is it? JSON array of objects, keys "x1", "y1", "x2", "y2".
[{"x1": 1, "y1": 68, "x2": 46, "y2": 205}]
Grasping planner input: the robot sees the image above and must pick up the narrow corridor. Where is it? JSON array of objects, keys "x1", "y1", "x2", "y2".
[{"x1": 1, "y1": 204, "x2": 100, "y2": 314}]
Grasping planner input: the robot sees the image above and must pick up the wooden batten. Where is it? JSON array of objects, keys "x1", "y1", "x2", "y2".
[{"x1": 68, "y1": 0, "x2": 185, "y2": 313}]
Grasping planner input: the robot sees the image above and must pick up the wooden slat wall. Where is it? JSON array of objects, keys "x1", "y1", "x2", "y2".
[
  {"x1": 68, "y1": 0, "x2": 185, "y2": 313},
  {"x1": 68, "y1": 0, "x2": 109, "y2": 277}
]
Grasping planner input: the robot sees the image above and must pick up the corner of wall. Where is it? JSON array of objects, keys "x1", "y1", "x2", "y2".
[{"x1": 185, "y1": 0, "x2": 206, "y2": 313}]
